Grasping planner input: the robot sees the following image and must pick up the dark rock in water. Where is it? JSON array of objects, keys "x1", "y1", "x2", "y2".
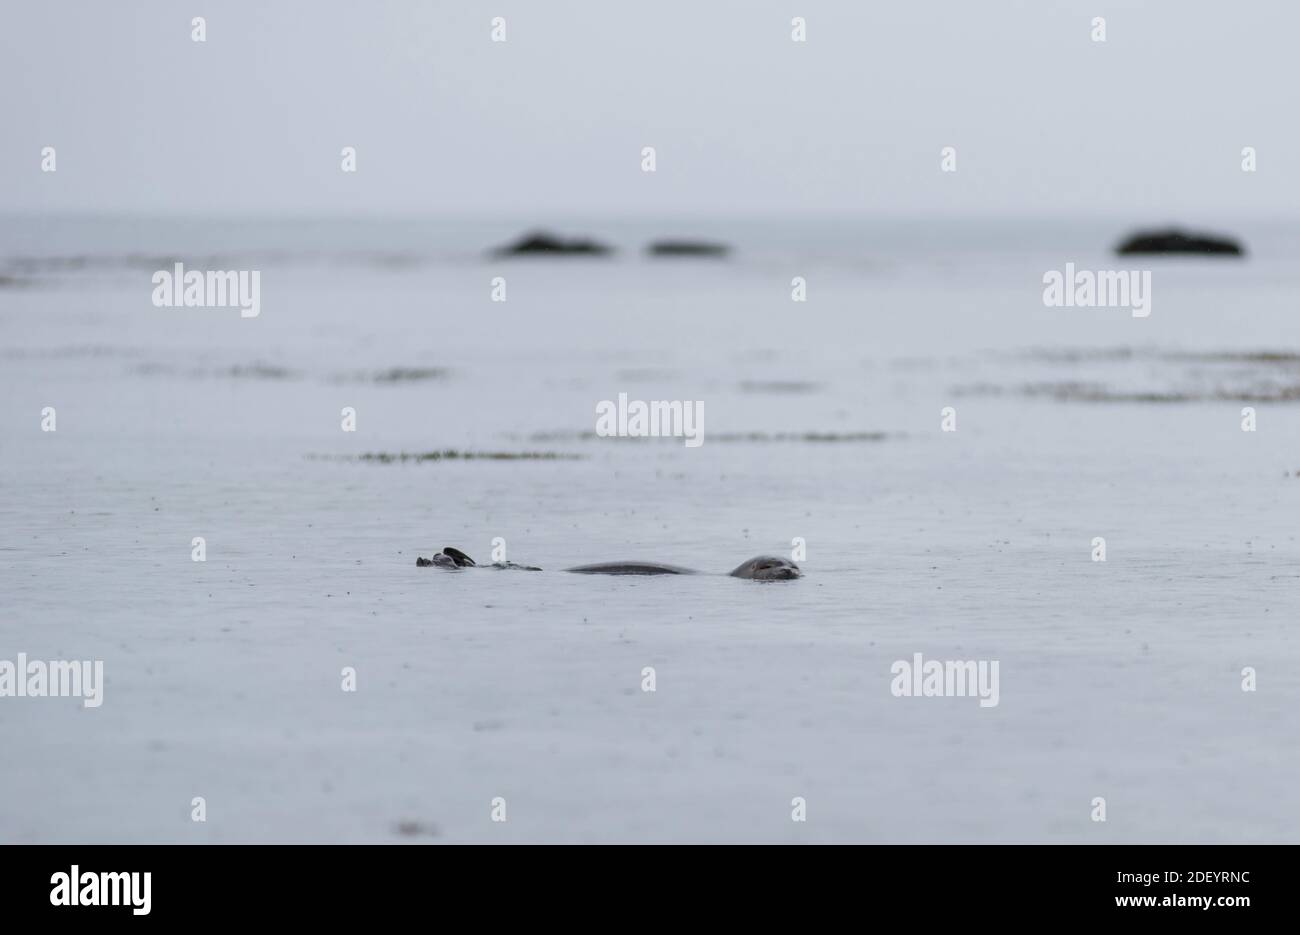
[
  {"x1": 1115, "y1": 229, "x2": 1244, "y2": 256},
  {"x1": 646, "y1": 240, "x2": 730, "y2": 257},
  {"x1": 491, "y1": 230, "x2": 612, "y2": 257}
]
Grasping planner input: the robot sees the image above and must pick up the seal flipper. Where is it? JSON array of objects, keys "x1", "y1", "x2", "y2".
[{"x1": 442, "y1": 547, "x2": 476, "y2": 567}]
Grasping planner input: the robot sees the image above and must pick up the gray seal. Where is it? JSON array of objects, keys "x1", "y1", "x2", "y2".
[
  {"x1": 417, "y1": 547, "x2": 801, "y2": 580},
  {"x1": 416, "y1": 547, "x2": 541, "y2": 571},
  {"x1": 566, "y1": 558, "x2": 800, "y2": 580}
]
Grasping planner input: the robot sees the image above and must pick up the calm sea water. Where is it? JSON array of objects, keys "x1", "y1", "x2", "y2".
[{"x1": 2, "y1": 215, "x2": 1298, "y2": 842}]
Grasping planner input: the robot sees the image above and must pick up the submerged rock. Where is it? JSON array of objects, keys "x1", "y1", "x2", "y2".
[
  {"x1": 1115, "y1": 229, "x2": 1244, "y2": 256},
  {"x1": 491, "y1": 231, "x2": 612, "y2": 257},
  {"x1": 646, "y1": 240, "x2": 730, "y2": 257}
]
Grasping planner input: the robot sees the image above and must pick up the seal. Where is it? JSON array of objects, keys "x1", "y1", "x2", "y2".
[
  {"x1": 417, "y1": 547, "x2": 801, "y2": 580},
  {"x1": 724, "y1": 556, "x2": 803, "y2": 580},
  {"x1": 415, "y1": 547, "x2": 540, "y2": 571},
  {"x1": 566, "y1": 557, "x2": 801, "y2": 579},
  {"x1": 565, "y1": 562, "x2": 698, "y2": 576}
]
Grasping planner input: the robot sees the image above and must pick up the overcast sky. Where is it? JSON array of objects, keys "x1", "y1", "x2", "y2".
[{"x1": 2, "y1": 1, "x2": 1295, "y2": 218}]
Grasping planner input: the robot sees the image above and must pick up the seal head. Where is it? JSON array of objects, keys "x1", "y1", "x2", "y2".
[{"x1": 728, "y1": 556, "x2": 802, "y2": 580}]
